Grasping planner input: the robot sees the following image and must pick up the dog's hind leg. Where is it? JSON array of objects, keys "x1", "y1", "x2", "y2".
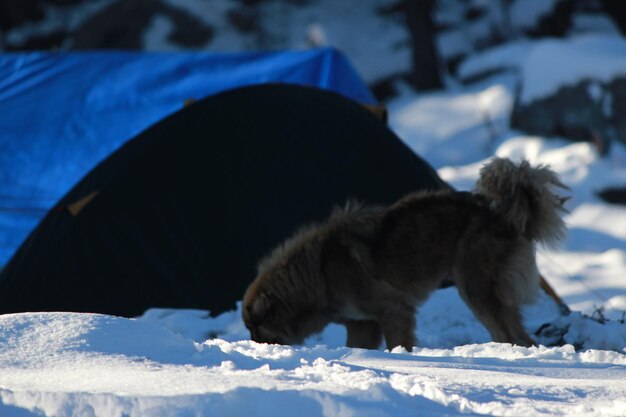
[
  {"x1": 345, "y1": 320, "x2": 383, "y2": 349},
  {"x1": 456, "y1": 280, "x2": 535, "y2": 346},
  {"x1": 453, "y1": 233, "x2": 538, "y2": 346}
]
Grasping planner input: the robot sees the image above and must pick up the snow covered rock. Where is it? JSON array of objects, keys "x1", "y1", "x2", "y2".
[
  {"x1": 511, "y1": 35, "x2": 626, "y2": 152},
  {"x1": 435, "y1": 0, "x2": 574, "y2": 77},
  {"x1": 72, "y1": 0, "x2": 214, "y2": 49}
]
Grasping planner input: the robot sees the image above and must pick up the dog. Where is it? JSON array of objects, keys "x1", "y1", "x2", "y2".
[{"x1": 243, "y1": 158, "x2": 568, "y2": 350}]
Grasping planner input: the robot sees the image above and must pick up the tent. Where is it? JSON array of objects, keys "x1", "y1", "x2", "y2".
[
  {"x1": 0, "y1": 48, "x2": 376, "y2": 266},
  {"x1": 0, "y1": 83, "x2": 448, "y2": 317}
]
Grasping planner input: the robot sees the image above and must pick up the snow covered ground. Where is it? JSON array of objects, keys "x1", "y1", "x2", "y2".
[
  {"x1": 1, "y1": 65, "x2": 626, "y2": 416},
  {"x1": 1, "y1": 310, "x2": 625, "y2": 417}
]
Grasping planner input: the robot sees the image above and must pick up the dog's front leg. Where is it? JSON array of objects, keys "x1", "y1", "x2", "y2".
[{"x1": 345, "y1": 320, "x2": 383, "y2": 349}]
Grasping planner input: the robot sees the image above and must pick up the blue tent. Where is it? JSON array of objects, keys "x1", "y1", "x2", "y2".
[{"x1": 0, "y1": 48, "x2": 376, "y2": 265}]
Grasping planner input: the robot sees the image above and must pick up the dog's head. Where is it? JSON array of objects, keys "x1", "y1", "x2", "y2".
[
  {"x1": 242, "y1": 243, "x2": 328, "y2": 346},
  {"x1": 242, "y1": 279, "x2": 304, "y2": 345},
  {"x1": 242, "y1": 216, "x2": 367, "y2": 346}
]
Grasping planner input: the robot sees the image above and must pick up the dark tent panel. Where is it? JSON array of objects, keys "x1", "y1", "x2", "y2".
[
  {"x1": 0, "y1": 84, "x2": 448, "y2": 317},
  {"x1": 0, "y1": 48, "x2": 376, "y2": 265}
]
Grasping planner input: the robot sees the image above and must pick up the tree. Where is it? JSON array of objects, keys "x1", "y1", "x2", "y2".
[{"x1": 405, "y1": 0, "x2": 444, "y2": 91}]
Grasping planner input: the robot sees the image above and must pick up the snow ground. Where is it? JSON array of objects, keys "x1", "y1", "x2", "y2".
[{"x1": 1, "y1": 70, "x2": 625, "y2": 416}]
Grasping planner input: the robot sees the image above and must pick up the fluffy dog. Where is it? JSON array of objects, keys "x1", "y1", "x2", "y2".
[{"x1": 243, "y1": 158, "x2": 568, "y2": 350}]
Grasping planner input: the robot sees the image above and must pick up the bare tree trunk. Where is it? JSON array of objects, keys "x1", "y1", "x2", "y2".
[
  {"x1": 405, "y1": 0, "x2": 443, "y2": 91},
  {"x1": 602, "y1": 0, "x2": 626, "y2": 36},
  {"x1": 496, "y1": 0, "x2": 516, "y2": 41}
]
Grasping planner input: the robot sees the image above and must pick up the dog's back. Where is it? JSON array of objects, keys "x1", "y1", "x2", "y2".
[{"x1": 369, "y1": 191, "x2": 520, "y2": 297}]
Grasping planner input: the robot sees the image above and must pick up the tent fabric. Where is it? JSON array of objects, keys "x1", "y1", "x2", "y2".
[
  {"x1": 0, "y1": 84, "x2": 448, "y2": 317},
  {"x1": 0, "y1": 48, "x2": 376, "y2": 265}
]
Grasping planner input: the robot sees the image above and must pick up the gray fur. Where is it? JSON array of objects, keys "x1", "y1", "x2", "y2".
[{"x1": 243, "y1": 158, "x2": 569, "y2": 350}]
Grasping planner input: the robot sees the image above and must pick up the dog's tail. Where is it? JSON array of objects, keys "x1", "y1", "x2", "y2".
[{"x1": 475, "y1": 157, "x2": 569, "y2": 248}]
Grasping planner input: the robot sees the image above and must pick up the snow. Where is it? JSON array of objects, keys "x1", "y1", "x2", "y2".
[
  {"x1": 509, "y1": 0, "x2": 561, "y2": 31},
  {"x1": 157, "y1": 0, "x2": 411, "y2": 83},
  {"x1": 389, "y1": 75, "x2": 516, "y2": 169},
  {"x1": 519, "y1": 34, "x2": 626, "y2": 104},
  {"x1": 4, "y1": 2, "x2": 109, "y2": 49},
  {"x1": 4, "y1": 0, "x2": 410, "y2": 83},
  {"x1": 1, "y1": 309, "x2": 625, "y2": 417},
  {"x1": 457, "y1": 41, "x2": 532, "y2": 82},
  {"x1": 3, "y1": 7, "x2": 626, "y2": 416},
  {"x1": 571, "y1": 13, "x2": 622, "y2": 36},
  {"x1": 143, "y1": 14, "x2": 180, "y2": 52},
  {"x1": 458, "y1": 34, "x2": 626, "y2": 103}
]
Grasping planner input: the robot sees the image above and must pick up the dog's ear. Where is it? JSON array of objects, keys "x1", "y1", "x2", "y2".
[{"x1": 247, "y1": 292, "x2": 273, "y2": 325}]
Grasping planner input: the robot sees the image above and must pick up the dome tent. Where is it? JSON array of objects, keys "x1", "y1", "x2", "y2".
[
  {"x1": 0, "y1": 48, "x2": 376, "y2": 266},
  {"x1": 0, "y1": 84, "x2": 448, "y2": 317}
]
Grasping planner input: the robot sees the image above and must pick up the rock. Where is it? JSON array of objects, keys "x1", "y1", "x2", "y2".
[
  {"x1": 5, "y1": 31, "x2": 69, "y2": 51},
  {"x1": 0, "y1": 0, "x2": 44, "y2": 31},
  {"x1": 511, "y1": 78, "x2": 625, "y2": 153},
  {"x1": 71, "y1": 0, "x2": 213, "y2": 50},
  {"x1": 434, "y1": 0, "x2": 575, "y2": 78},
  {"x1": 520, "y1": 0, "x2": 575, "y2": 38},
  {"x1": 47, "y1": 0, "x2": 85, "y2": 5},
  {"x1": 72, "y1": 0, "x2": 154, "y2": 49},
  {"x1": 598, "y1": 186, "x2": 626, "y2": 205},
  {"x1": 227, "y1": 7, "x2": 260, "y2": 34},
  {"x1": 511, "y1": 36, "x2": 626, "y2": 153},
  {"x1": 160, "y1": 4, "x2": 214, "y2": 47}
]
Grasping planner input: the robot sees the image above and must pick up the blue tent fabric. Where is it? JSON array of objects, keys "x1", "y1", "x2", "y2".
[{"x1": 0, "y1": 48, "x2": 376, "y2": 265}]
